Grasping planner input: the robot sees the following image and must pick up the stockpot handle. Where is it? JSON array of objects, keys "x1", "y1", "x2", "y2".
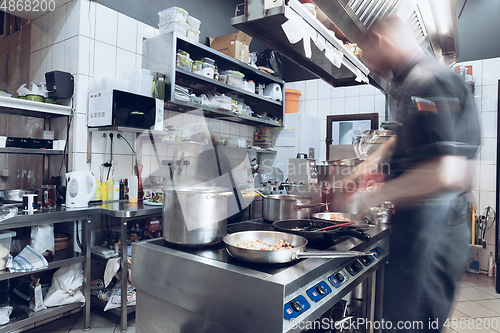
[
  {"x1": 295, "y1": 203, "x2": 327, "y2": 211},
  {"x1": 293, "y1": 250, "x2": 374, "y2": 260},
  {"x1": 205, "y1": 191, "x2": 234, "y2": 199}
]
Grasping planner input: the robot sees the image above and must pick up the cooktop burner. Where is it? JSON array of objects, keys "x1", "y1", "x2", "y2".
[{"x1": 160, "y1": 219, "x2": 355, "y2": 275}]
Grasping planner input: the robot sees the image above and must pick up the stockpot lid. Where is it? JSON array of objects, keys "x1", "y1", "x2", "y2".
[{"x1": 162, "y1": 186, "x2": 230, "y2": 194}]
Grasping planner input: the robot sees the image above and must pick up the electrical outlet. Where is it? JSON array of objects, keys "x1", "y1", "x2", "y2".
[{"x1": 1, "y1": 169, "x2": 8, "y2": 177}]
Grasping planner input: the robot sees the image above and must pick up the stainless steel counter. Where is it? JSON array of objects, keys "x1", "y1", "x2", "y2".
[{"x1": 132, "y1": 221, "x2": 390, "y2": 333}]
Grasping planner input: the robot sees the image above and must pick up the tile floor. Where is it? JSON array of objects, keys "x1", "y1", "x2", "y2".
[{"x1": 22, "y1": 272, "x2": 498, "y2": 333}]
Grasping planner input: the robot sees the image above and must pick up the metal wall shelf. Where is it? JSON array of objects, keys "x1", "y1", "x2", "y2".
[
  {"x1": 143, "y1": 32, "x2": 284, "y2": 128},
  {"x1": 0, "y1": 148, "x2": 65, "y2": 155},
  {"x1": 0, "y1": 96, "x2": 72, "y2": 118}
]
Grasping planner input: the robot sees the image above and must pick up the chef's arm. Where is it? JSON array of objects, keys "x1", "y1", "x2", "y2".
[
  {"x1": 364, "y1": 154, "x2": 473, "y2": 208},
  {"x1": 343, "y1": 136, "x2": 397, "y2": 183}
]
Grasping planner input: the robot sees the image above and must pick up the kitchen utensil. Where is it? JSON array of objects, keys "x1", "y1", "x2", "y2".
[
  {"x1": 65, "y1": 171, "x2": 97, "y2": 208},
  {"x1": 252, "y1": 188, "x2": 269, "y2": 199},
  {"x1": 223, "y1": 230, "x2": 373, "y2": 264},
  {"x1": 0, "y1": 189, "x2": 38, "y2": 204},
  {"x1": 369, "y1": 207, "x2": 392, "y2": 224},
  {"x1": 316, "y1": 221, "x2": 355, "y2": 231},
  {"x1": 477, "y1": 206, "x2": 495, "y2": 247},
  {"x1": 272, "y1": 219, "x2": 370, "y2": 244},
  {"x1": 262, "y1": 194, "x2": 325, "y2": 222},
  {"x1": 312, "y1": 212, "x2": 371, "y2": 227},
  {"x1": 162, "y1": 186, "x2": 233, "y2": 247}
]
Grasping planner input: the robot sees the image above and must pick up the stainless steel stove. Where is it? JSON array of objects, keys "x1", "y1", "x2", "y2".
[{"x1": 132, "y1": 219, "x2": 390, "y2": 333}]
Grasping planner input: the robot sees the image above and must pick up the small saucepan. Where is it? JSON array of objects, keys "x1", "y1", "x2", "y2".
[
  {"x1": 272, "y1": 219, "x2": 371, "y2": 244},
  {"x1": 223, "y1": 230, "x2": 373, "y2": 264}
]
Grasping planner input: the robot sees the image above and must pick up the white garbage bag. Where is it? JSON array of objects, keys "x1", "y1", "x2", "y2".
[{"x1": 43, "y1": 263, "x2": 85, "y2": 307}]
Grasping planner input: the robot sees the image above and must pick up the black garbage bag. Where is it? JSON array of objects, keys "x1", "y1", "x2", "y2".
[{"x1": 255, "y1": 49, "x2": 283, "y2": 79}]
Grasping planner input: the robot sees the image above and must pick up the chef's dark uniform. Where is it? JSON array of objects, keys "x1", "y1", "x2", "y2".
[{"x1": 383, "y1": 55, "x2": 481, "y2": 332}]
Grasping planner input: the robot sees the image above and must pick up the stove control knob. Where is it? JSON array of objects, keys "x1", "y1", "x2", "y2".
[
  {"x1": 290, "y1": 300, "x2": 303, "y2": 312},
  {"x1": 335, "y1": 272, "x2": 344, "y2": 282},
  {"x1": 315, "y1": 285, "x2": 327, "y2": 295}
]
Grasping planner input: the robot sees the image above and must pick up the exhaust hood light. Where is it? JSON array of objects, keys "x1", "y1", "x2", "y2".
[
  {"x1": 430, "y1": 0, "x2": 451, "y2": 34},
  {"x1": 417, "y1": 0, "x2": 436, "y2": 34}
]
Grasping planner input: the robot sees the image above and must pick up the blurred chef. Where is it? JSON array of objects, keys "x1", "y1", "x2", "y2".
[{"x1": 344, "y1": 15, "x2": 481, "y2": 332}]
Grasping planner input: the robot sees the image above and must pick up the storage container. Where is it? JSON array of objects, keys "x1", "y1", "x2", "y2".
[
  {"x1": 159, "y1": 19, "x2": 188, "y2": 36},
  {"x1": 0, "y1": 230, "x2": 16, "y2": 270},
  {"x1": 244, "y1": 80, "x2": 255, "y2": 93},
  {"x1": 158, "y1": 7, "x2": 188, "y2": 23},
  {"x1": 186, "y1": 26, "x2": 200, "y2": 42},
  {"x1": 187, "y1": 15, "x2": 201, "y2": 29},
  {"x1": 285, "y1": 88, "x2": 301, "y2": 113},
  {"x1": 202, "y1": 63, "x2": 215, "y2": 79},
  {"x1": 201, "y1": 57, "x2": 215, "y2": 66},
  {"x1": 218, "y1": 74, "x2": 227, "y2": 83},
  {"x1": 226, "y1": 71, "x2": 244, "y2": 89},
  {"x1": 192, "y1": 60, "x2": 203, "y2": 75},
  {"x1": 176, "y1": 51, "x2": 192, "y2": 71}
]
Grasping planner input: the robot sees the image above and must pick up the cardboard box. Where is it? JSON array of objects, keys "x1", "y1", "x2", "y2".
[{"x1": 210, "y1": 31, "x2": 252, "y2": 64}]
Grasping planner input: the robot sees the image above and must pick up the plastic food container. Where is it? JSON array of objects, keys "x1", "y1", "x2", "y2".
[
  {"x1": 226, "y1": 71, "x2": 244, "y2": 89},
  {"x1": 176, "y1": 51, "x2": 193, "y2": 71},
  {"x1": 187, "y1": 15, "x2": 201, "y2": 29},
  {"x1": 218, "y1": 74, "x2": 227, "y2": 83},
  {"x1": 245, "y1": 80, "x2": 255, "y2": 93},
  {"x1": 158, "y1": 7, "x2": 188, "y2": 23},
  {"x1": 0, "y1": 230, "x2": 16, "y2": 270},
  {"x1": 186, "y1": 26, "x2": 200, "y2": 42},
  {"x1": 159, "y1": 19, "x2": 188, "y2": 36},
  {"x1": 192, "y1": 60, "x2": 203, "y2": 75},
  {"x1": 202, "y1": 63, "x2": 215, "y2": 79},
  {"x1": 201, "y1": 57, "x2": 215, "y2": 66}
]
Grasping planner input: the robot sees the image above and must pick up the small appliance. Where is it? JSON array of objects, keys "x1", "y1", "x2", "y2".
[
  {"x1": 88, "y1": 90, "x2": 163, "y2": 130},
  {"x1": 263, "y1": 83, "x2": 282, "y2": 101},
  {"x1": 45, "y1": 70, "x2": 75, "y2": 99},
  {"x1": 287, "y1": 153, "x2": 318, "y2": 185},
  {"x1": 65, "y1": 171, "x2": 97, "y2": 208}
]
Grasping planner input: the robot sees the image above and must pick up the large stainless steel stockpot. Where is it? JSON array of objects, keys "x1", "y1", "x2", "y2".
[
  {"x1": 162, "y1": 186, "x2": 233, "y2": 247},
  {"x1": 262, "y1": 194, "x2": 324, "y2": 222}
]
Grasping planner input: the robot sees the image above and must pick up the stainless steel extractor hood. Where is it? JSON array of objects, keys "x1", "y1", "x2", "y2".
[{"x1": 232, "y1": 0, "x2": 459, "y2": 90}]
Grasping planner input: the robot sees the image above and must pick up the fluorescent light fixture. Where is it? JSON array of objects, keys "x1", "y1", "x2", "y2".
[
  {"x1": 417, "y1": 0, "x2": 436, "y2": 34},
  {"x1": 431, "y1": 0, "x2": 451, "y2": 34}
]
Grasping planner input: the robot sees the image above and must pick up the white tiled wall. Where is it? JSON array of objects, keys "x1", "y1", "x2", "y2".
[
  {"x1": 29, "y1": 0, "x2": 256, "y2": 189},
  {"x1": 457, "y1": 58, "x2": 500, "y2": 267},
  {"x1": 285, "y1": 79, "x2": 386, "y2": 163}
]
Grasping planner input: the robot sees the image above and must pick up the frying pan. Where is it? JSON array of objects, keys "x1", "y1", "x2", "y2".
[
  {"x1": 272, "y1": 219, "x2": 371, "y2": 244},
  {"x1": 223, "y1": 230, "x2": 373, "y2": 264},
  {"x1": 312, "y1": 212, "x2": 371, "y2": 227}
]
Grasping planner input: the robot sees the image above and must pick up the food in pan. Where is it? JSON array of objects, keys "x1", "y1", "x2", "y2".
[
  {"x1": 328, "y1": 213, "x2": 351, "y2": 222},
  {"x1": 236, "y1": 239, "x2": 294, "y2": 250}
]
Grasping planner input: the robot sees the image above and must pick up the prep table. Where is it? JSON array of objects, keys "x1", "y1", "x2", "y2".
[
  {"x1": 0, "y1": 201, "x2": 162, "y2": 333},
  {"x1": 132, "y1": 219, "x2": 390, "y2": 333}
]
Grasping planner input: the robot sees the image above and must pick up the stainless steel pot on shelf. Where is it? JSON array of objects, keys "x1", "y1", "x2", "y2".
[{"x1": 162, "y1": 186, "x2": 233, "y2": 247}]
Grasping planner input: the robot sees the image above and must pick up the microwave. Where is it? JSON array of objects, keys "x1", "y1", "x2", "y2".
[{"x1": 88, "y1": 90, "x2": 163, "y2": 130}]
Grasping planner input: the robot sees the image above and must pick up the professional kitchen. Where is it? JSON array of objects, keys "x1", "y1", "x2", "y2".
[{"x1": 0, "y1": 0, "x2": 498, "y2": 332}]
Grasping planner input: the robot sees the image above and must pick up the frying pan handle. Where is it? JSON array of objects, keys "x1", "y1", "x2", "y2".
[
  {"x1": 326, "y1": 229, "x2": 371, "y2": 241},
  {"x1": 295, "y1": 203, "x2": 327, "y2": 211},
  {"x1": 293, "y1": 251, "x2": 374, "y2": 259}
]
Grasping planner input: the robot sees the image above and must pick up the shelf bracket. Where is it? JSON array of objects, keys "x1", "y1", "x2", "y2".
[{"x1": 87, "y1": 131, "x2": 92, "y2": 164}]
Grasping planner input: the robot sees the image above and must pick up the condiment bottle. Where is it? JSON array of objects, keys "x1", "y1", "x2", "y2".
[
  {"x1": 113, "y1": 179, "x2": 120, "y2": 200},
  {"x1": 102, "y1": 179, "x2": 108, "y2": 201},
  {"x1": 119, "y1": 179, "x2": 125, "y2": 200},
  {"x1": 95, "y1": 177, "x2": 101, "y2": 200},
  {"x1": 107, "y1": 179, "x2": 114, "y2": 201},
  {"x1": 128, "y1": 176, "x2": 138, "y2": 203}
]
